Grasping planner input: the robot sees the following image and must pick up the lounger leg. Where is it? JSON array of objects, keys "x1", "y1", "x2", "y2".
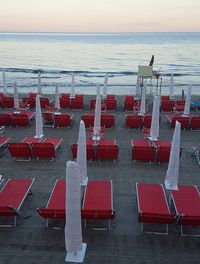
[
  {"x1": 181, "y1": 225, "x2": 183, "y2": 237},
  {"x1": 46, "y1": 219, "x2": 49, "y2": 228},
  {"x1": 108, "y1": 220, "x2": 111, "y2": 230},
  {"x1": 141, "y1": 223, "x2": 144, "y2": 232},
  {"x1": 14, "y1": 216, "x2": 17, "y2": 226},
  {"x1": 84, "y1": 219, "x2": 87, "y2": 229}
]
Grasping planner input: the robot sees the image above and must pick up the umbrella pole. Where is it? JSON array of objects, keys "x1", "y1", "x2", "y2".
[{"x1": 168, "y1": 190, "x2": 172, "y2": 207}]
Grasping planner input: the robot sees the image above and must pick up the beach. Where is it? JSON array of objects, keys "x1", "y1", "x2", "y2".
[{"x1": 1, "y1": 94, "x2": 200, "y2": 264}]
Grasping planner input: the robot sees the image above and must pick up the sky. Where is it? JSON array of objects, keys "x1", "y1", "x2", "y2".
[{"x1": 0, "y1": 0, "x2": 199, "y2": 32}]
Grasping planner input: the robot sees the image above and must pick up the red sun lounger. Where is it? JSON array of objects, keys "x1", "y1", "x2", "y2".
[
  {"x1": 126, "y1": 114, "x2": 143, "y2": 129},
  {"x1": 101, "y1": 113, "x2": 115, "y2": 128},
  {"x1": 8, "y1": 142, "x2": 33, "y2": 161},
  {"x1": 8, "y1": 138, "x2": 42, "y2": 161},
  {"x1": 188, "y1": 115, "x2": 200, "y2": 130},
  {"x1": 37, "y1": 179, "x2": 65, "y2": 227},
  {"x1": 96, "y1": 139, "x2": 119, "y2": 161},
  {"x1": 166, "y1": 114, "x2": 190, "y2": 129},
  {"x1": 82, "y1": 180, "x2": 115, "y2": 229},
  {"x1": 70, "y1": 94, "x2": 84, "y2": 109},
  {"x1": 0, "y1": 178, "x2": 34, "y2": 226},
  {"x1": 90, "y1": 99, "x2": 107, "y2": 111},
  {"x1": 60, "y1": 93, "x2": 70, "y2": 109},
  {"x1": 143, "y1": 115, "x2": 152, "y2": 128},
  {"x1": 0, "y1": 113, "x2": 12, "y2": 126},
  {"x1": 81, "y1": 113, "x2": 94, "y2": 128},
  {"x1": 174, "y1": 100, "x2": 185, "y2": 112},
  {"x1": 152, "y1": 141, "x2": 171, "y2": 163},
  {"x1": 31, "y1": 138, "x2": 62, "y2": 160},
  {"x1": 160, "y1": 100, "x2": 174, "y2": 112},
  {"x1": 2, "y1": 97, "x2": 14, "y2": 108},
  {"x1": 54, "y1": 113, "x2": 73, "y2": 127},
  {"x1": 11, "y1": 111, "x2": 35, "y2": 127},
  {"x1": 104, "y1": 97, "x2": 117, "y2": 110},
  {"x1": 42, "y1": 112, "x2": 55, "y2": 127},
  {"x1": 124, "y1": 96, "x2": 140, "y2": 111},
  {"x1": 131, "y1": 140, "x2": 154, "y2": 163},
  {"x1": 171, "y1": 185, "x2": 200, "y2": 236},
  {"x1": 136, "y1": 183, "x2": 176, "y2": 234}
]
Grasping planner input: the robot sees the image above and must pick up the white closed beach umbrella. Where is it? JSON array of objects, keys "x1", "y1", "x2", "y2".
[
  {"x1": 138, "y1": 83, "x2": 146, "y2": 115},
  {"x1": 77, "y1": 120, "x2": 88, "y2": 186},
  {"x1": 2, "y1": 70, "x2": 7, "y2": 94},
  {"x1": 102, "y1": 73, "x2": 108, "y2": 98},
  {"x1": 165, "y1": 121, "x2": 181, "y2": 191},
  {"x1": 70, "y1": 73, "x2": 75, "y2": 98},
  {"x1": 169, "y1": 73, "x2": 174, "y2": 98},
  {"x1": 14, "y1": 82, "x2": 19, "y2": 109},
  {"x1": 135, "y1": 74, "x2": 141, "y2": 97},
  {"x1": 38, "y1": 72, "x2": 42, "y2": 95},
  {"x1": 96, "y1": 82, "x2": 101, "y2": 98},
  {"x1": 93, "y1": 91, "x2": 101, "y2": 140},
  {"x1": 149, "y1": 96, "x2": 160, "y2": 141},
  {"x1": 35, "y1": 95, "x2": 44, "y2": 138},
  {"x1": 65, "y1": 161, "x2": 87, "y2": 262},
  {"x1": 55, "y1": 85, "x2": 60, "y2": 110},
  {"x1": 183, "y1": 85, "x2": 192, "y2": 116}
]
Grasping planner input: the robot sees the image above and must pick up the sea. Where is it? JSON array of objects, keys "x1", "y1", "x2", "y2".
[{"x1": 0, "y1": 32, "x2": 200, "y2": 95}]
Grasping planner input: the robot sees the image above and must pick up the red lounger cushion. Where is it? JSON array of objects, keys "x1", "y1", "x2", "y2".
[
  {"x1": 11, "y1": 113, "x2": 31, "y2": 126},
  {"x1": 0, "y1": 114, "x2": 12, "y2": 126},
  {"x1": 8, "y1": 142, "x2": 33, "y2": 159},
  {"x1": 143, "y1": 115, "x2": 152, "y2": 128},
  {"x1": 42, "y1": 138, "x2": 62, "y2": 149},
  {"x1": 126, "y1": 114, "x2": 143, "y2": 129},
  {"x1": 136, "y1": 183, "x2": 175, "y2": 224},
  {"x1": 82, "y1": 181, "x2": 115, "y2": 219},
  {"x1": 101, "y1": 114, "x2": 115, "y2": 128},
  {"x1": 0, "y1": 178, "x2": 34, "y2": 216},
  {"x1": 189, "y1": 116, "x2": 200, "y2": 130},
  {"x1": 54, "y1": 114, "x2": 72, "y2": 127},
  {"x1": 37, "y1": 179, "x2": 65, "y2": 219},
  {"x1": 81, "y1": 114, "x2": 94, "y2": 128},
  {"x1": 96, "y1": 140, "x2": 118, "y2": 161},
  {"x1": 152, "y1": 141, "x2": 171, "y2": 163},
  {"x1": 131, "y1": 140, "x2": 154, "y2": 162},
  {"x1": 166, "y1": 114, "x2": 189, "y2": 129},
  {"x1": 31, "y1": 143, "x2": 56, "y2": 159},
  {"x1": 172, "y1": 185, "x2": 200, "y2": 225}
]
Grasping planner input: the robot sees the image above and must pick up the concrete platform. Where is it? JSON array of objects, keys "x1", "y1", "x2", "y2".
[{"x1": 0, "y1": 94, "x2": 200, "y2": 264}]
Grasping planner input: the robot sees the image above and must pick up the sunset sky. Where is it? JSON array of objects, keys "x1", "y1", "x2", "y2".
[{"x1": 0, "y1": 0, "x2": 199, "y2": 32}]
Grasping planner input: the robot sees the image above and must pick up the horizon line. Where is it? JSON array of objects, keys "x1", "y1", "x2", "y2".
[{"x1": 0, "y1": 31, "x2": 200, "y2": 34}]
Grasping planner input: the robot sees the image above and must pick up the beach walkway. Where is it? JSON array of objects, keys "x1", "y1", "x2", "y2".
[{"x1": 0, "y1": 94, "x2": 200, "y2": 264}]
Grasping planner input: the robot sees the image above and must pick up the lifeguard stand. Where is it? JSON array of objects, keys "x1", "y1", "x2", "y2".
[{"x1": 138, "y1": 65, "x2": 162, "y2": 95}]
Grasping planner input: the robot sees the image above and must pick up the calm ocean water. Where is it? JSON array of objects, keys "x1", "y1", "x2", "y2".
[{"x1": 0, "y1": 32, "x2": 200, "y2": 95}]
